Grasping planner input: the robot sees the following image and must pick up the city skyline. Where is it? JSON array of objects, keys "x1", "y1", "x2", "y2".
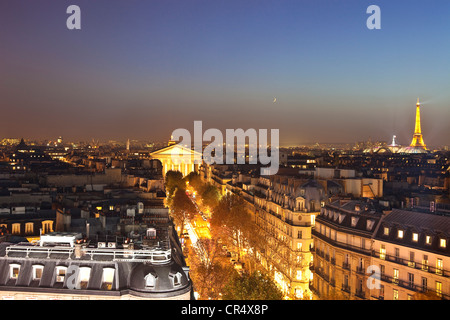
[{"x1": 1, "y1": 1, "x2": 450, "y2": 146}]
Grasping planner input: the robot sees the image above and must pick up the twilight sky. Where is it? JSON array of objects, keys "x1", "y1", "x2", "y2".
[{"x1": 1, "y1": 0, "x2": 450, "y2": 146}]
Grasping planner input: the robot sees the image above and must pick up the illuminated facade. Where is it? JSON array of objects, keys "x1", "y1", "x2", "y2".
[
  {"x1": 150, "y1": 143, "x2": 201, "y2": 178},
  {"x1": 410, "y1": 98, "x2": 426, "y2": 149},
  {"x1": 398, "y1": 98, "x2": 428, "y2": 154}
]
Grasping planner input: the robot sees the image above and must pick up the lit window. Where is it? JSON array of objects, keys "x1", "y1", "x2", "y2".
[
  {"x1": 383, "y1": 227, "x2": 389, "y2": 236},
  {"x1": 78, "y1": 267, "x2": 91, "y2": 289},
  {"x1": 393, "y1": 289, "x2": 399, "y2": 300},
  {"x1": 440, "y1": 239, "x2": 446, "y2": 248},
  {"x1": 32, "y1": 265, "x2": 44, "y2": 280},
  {"x1": 9, "y1": 264, "x2": 20, "y2": 279},
  {"x1": 398, "y1": 230, "x2": 404, "y2": 239},
  {"x1": 393, "y1": 269, "x2": 399, "y2": 280},
  {"x1": 380, "y1": 245, "x2": 386, "y2": 260},
  {"x1": 412, "y1": 233, "x2": 418, "y2": 242},
  {"x1": 426, "y1": 235, "x2": 432, "y2": 245},
  {"x1": 436, "y1": 281, "x2": 442, "y2": 297},
  {"x1": 11, "y1": 223, "x2": 20, "y2": 235},
  {"x1": 25, "y1": 223, "x2": 34, "y2": 235},
  {"x1": 101, "y1": 268, "x2": 115, "y2": 290},
  {"x1": 296, "y1": 270, "x2": 302, "y2": 280},
  {"x1": 436, "y1": 259, "x2": 443, "y2": 275}
]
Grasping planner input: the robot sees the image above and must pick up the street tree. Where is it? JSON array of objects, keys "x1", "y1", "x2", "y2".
[
  {"x1": 171, "y1": 187, "x2": 196, "y2": 237},
  {"x1": 222, "y1": 270, "x2": 283, "y2": 300}
]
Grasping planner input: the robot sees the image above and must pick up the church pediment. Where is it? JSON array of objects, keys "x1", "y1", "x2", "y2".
[{"x1": 150, "y1": 144, "x2": 202, "y2": 158}]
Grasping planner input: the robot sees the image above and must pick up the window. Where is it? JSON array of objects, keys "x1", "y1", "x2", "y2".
[
  {"x1": 32, "y1": 265, "x2": 44, "y2": 281},
  {"x1": 298, "y1": 230, "x2": 302, "y2": 239},
  {"x1": 436, "y1": 259, "x2": 443, "y2": 275},
  {"x1": 422, "y1": 277, "x2": 428, "y2": 291},
  {"x1": 101, "y1": 268, "x2": 115, "y2": 290},
  {"x1": 343, "y1": 274, "x2": 349, "y2": 287},
  {"x1": 42, "y1": 221, "x2": 53, "y2": 234},
  {"x1": 366, "y1": 219, "x2": 375, "y2": 230},
  {"x1": 296, "y1": 270, "x2": 302, "y2": 280},
  {"x1": 393, "y1": 269, "x2": 399, "y2": 284},
  {"x1": 11, "y1": 223, "x2": 20, "y2": 235},
  {"x1": 394, "y1": 248, "x2": 400, "y2": 261},
  {"x1": 25, "y1": 223, "x2": 34, "y2": 235},
  {"x1": 78, "y1": 267, "x2": 91, "y2": 289},
  {"x1": 380, "y1": 245, "x2": 386, "y2": 260},
  {"x1": 422, "y1": 255, "x2": 429, "y2": 271},
  {"x1": 383, "y1": 227, "x2": 389, "y2": 236},
  {"x1": 440, "y1": 238, "x2": 447, "y2": 248},
  {"x1": 145, "y1": 273, "x2": 157, "y2": 288},
  {"x1": 379, "y1": 285, "x2": 384, "y2": 299},
  {"x1": 351, "y1": 217, "x2": 359, "y2": 227},
  {"x1": 408, "y1": 251, "x2": 415, "y2": 267},
  {"x1": 393, "y1": 289, "x2": 399, "y2": 300},
  {"x1": 425, "y1": 235, "x2": 432, "y2": 245},
  {"x1": 397, "y1": 230, "x2": 404, "y2": 239},
  {"x1": 9, "y1": 264, "x2": 20, "y2": 279},
  {"x1": 172, "y1": 272, "x2": 182, "y2": 287},
  {"x1": 408, "y1": 273, "x2": 414, "y2": 287},
  {"x1": 55, "y1": 266, "x2": 67, "y2": 283},
  {"x1": 436, "y1": 281, "x2": 442, "y2": 297},
  {"x1": 297, "y1": 242, "x2": 302, "y2": 251},
  {"x1": 412, "y1": 233, "x2": 419, "y2": 242}
]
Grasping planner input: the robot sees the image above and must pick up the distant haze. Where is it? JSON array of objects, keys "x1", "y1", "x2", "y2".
[{"x1": 1, "y1": 0, "x2": 449, "y2": 146}]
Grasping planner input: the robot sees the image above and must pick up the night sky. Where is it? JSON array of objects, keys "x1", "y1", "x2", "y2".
[{"x1": 1, "y1": 0, "x2": 450, "y2": 146}]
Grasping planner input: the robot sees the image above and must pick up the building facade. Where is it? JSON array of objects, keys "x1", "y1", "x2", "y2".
[{"x1": 312, "y1": 202, "x2": 450, "y2": 300}]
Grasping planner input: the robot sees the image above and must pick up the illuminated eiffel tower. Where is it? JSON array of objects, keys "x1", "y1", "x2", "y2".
[{"x1": 409, "y1": 98, "x2": 427, "y2": 150}]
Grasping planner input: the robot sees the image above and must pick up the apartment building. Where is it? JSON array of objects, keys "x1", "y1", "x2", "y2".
[
  {"x1": 311, "y1": 199, "x2": 386, "y2": 299},
  {"x1": 226, "y1": 173, "x2": 334, "y2": 299},
  {"x1": 312, "y1": 202, "x2": 450, "y2": 300},
  {"x1": 371, "y1": 209, "x2": 450, "y2": 300}
]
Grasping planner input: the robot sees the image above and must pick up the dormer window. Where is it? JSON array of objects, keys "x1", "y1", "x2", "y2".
[
  {"x1": 145, "y1": 273, "x2": 157, "y2": 288},
  {"x1": 55, "y1": 266, "x2": 67, "y2": 283},
  {"x1": 333, "y1": 212, "x2": 338, "y2": 221},
  {"x1": 101, "y1": 268, "x2": 115, "y2": 290},
  {"x1": 383, "y1": 227, "x2": 389, "y2": 236},
  {"x1": 78, "y1": 267, "x2": 91, "y2": 289},
  {"x1": 338, "y1": 214, "x2": 345, "y2": 224},
  {"x1": 426, "y1": 235, "x2": 432, "y2": 245},
  {"x1": 351, "y1": 217, "x2": 359, "y2": 227},
  {"x1": 440, "y1": 239, "x2": 447, "y2": 248},
  {"x1": 9, "y1": 264, "x2": 20, "y2": 279},
  {"x1": 32, "y1": 265, "x2": 44, "y2": 281},
  {"x1": 174, "y1": 272, "x2": 182, "y2": 286},
  {"x1": 412, "y1": 233, "x2": 419, "y2": 242},
  {"x1": 366, "y1": 220, "x2": 375, "y2": 231},
  {"x1": 398, "y1": 230, "x2": 404, "y2": 239}
]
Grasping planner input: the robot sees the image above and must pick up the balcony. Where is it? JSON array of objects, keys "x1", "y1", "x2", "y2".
[
  {"x1": 356, "y1": 266, "x2": 365, "y2": 275},
  {"x1": 330, "y1": 258, "x2": 336, "y2": 265},
  {"x1": 355, "y1": 289, "x2": 366, "y2": 299},
  {"x1": 342, "y1": 285, "x2": 351, "y2": 293},
  {"x1": 342, "y1": 262, "x2": 351, "y2": 270},
  {"x1": 372, "y1": 251, "x2": 450, "y2": 278}
]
